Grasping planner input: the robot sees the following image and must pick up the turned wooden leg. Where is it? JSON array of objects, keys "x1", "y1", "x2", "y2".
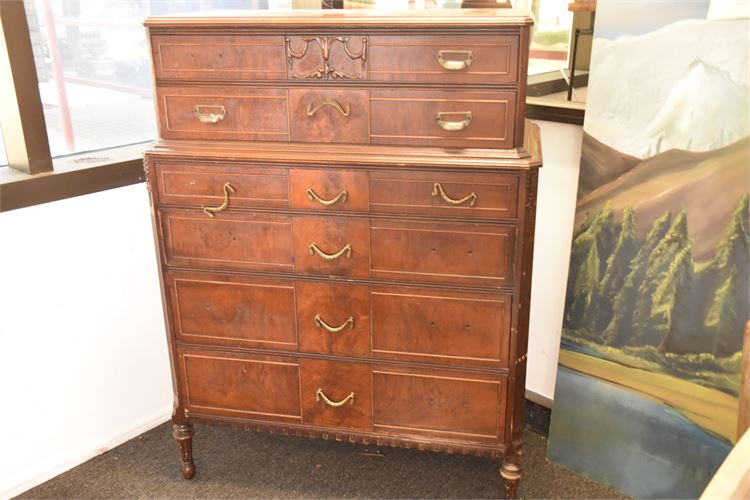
[
  {"x1": 172, "y1": 421, "x2": 195, "y2": 479},
  {"x1": 500, "y1": 443, "x2": 522, "y2": 499}
]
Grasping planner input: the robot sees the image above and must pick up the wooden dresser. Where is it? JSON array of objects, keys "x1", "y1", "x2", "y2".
[{"x1": 143, "y1": 9, "x2": 541, "y2": 498}]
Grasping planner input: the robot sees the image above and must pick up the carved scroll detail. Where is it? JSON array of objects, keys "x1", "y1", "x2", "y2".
[{"x1": 285, "y1": 36, "x2": 367, "y2": 80}]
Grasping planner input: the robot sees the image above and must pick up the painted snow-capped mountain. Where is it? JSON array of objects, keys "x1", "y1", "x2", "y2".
[
  {"x1": 585, "y1": 18, "x2": 750, "y2": 158},
  {"x1": 645, "y1": 59, "x2": 750, "y2": 154}
]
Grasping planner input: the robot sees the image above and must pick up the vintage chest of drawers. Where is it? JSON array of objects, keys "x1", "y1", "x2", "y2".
[{"x1": 144, "y1": 8, "x2": 540, "y2": 498}]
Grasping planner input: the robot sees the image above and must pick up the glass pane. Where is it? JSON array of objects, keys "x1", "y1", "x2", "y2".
[
  {"x1": 512, "y1": 0, "x2": 573, "y2": 75},
  {"x1": 25, "y1": 0, "x2": 276, "y2": 158}
]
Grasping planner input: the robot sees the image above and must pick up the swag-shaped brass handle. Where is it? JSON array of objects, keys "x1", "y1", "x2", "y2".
[
  {"x1": 437, "y1": 50, "x2": 474, "y2": 70},
  {"x1": 314, "y1": 313, "x2": 354, "y2": 333},
  {"x1": 432, "y1": 182, "x2": 477, "y2": 207},
  {"x1": 202, "y1": 182, "x2": 235, "y2": 217},
  {"x1": 308, "y1": 242, "x2": 352, "y2": 261},
  {"x1": 306, "y1": 188, "x2": 348, "y2": 206},
  {"x1": 307, "y1": 98, "x2": 350, "y2": 117},
  {"x1": 315, "y1": 388, "x2": 355, "y2": 408}
]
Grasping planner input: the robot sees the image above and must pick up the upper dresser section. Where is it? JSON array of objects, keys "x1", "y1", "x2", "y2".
[{"x1": 145, "y1": 9, "x2": 533, "y2": 150}]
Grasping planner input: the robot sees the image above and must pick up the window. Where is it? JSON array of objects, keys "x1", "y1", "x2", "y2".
[
  {"x1": 513, "y1": 0, "x2": 574, "y2": 76},
  {"x1": 24, "y1": 0, "x2": 279, "y2": 158}
]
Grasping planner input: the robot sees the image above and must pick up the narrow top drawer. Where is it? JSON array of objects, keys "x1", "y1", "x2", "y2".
[
  {"x1": 151, "y1": 35, "x2": 286, "y2": 81},
  {"x1": 368, "y1": 35, "x2": 519, "y2": 85}
]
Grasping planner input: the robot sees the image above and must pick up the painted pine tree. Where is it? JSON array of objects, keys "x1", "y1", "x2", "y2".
[
  {"x1": 564, "y1": 203, "x2": 619, "y2": 332},
  {"x1": 603, "y1": 212, "x2": 672, "y2": 346},
  {"x1": 596, "y1": 206, "x2": 640, "y2": 332},
  {"x1": 631, "y1": 210, "x2": 691, "y2": 346}
]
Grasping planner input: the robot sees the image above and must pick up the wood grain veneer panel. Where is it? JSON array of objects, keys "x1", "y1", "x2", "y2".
[
  {"x1": 179, "y1": 349, "x2": 301, "y2": 422},
  {"x1": 289, "y1": 88, "x2": 369, "y2": 144},
  {"x1": 369, "y1": 170, "x2": 518, "y2": 219},
  {"x1": 168, "y1": 271, "x2": 297, "y2": 350},
  {"x1": 296, "y1": 281, "x2": 371, "y2": 357},
  {"x1": 161, "y1": 208, "x2": 293, "y2": 272},
  {"x1": 370, "y1": 219, "x2": 515, "y2": 287},
  {"x1": 370, "y1": 89, "x2": 517, "y2": 148},
  {"x1": 371, "y1": 286, "x2": 511, "y2": 368},
  {"x1": 299, "y1": 359, "x2": 372, "y2": 430},
  {"x1": 152, "y1": 34, "x2": 286, "y2": 81},
  {"x1": 292, "y1": 216, "x2": 370, "y2": 278},
  {"x1": 368, "y1": 34, "x2": 519, "y2": 84},
  {"x1": 373, "y1": 368, "x2": 506, "y2": 442},
  {"x1": 156, "y1": 87, "x2": 289, "y2": 141},
  {"x1": 289, "y1": 168, "x2": 369, "y2": 212},
  {"x1": 156, "y1": 162, "x2": 288, "y2": 209}
]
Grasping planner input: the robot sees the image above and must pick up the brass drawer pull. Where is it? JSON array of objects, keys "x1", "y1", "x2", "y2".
[
  {"x1": 432, "y1": 182, "x2": 477, "y2": 207},
  {"x1": 306, "y1": 188, "x2": 348, "y2": 206},
  {"x1": 308, "y1": 242, "x2": 352, "y2": 260},
  {"x1": 316, "y1": 388, "x2": 355, "y2": 408},
  {"x1": 437, "y1": 50, "x2": 474, "y2": 70},
  {"x1": 307, "y1": 98, "x2": 350, "y2": 117},
  {"x1": 314, "y1": 313, "x2": 354, "y2": 333},
  {"x1": 202, "y1": 182, "x2": 235, "y2": 217},
  {"x1": 194, "y1": 105, "x2": 226, "y2": 124},
  {"x1": 436, "y1": 111, "x2": 472, "y2": 131}
]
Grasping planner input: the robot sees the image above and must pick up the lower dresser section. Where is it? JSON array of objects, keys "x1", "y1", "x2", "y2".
[{"x1": 177, "y1": 347, "x2": 508, "y2": 447}]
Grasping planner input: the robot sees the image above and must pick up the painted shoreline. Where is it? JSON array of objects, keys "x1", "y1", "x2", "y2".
[{"x1": 558, "y1": 348, "x2": 738, "y2": 443}]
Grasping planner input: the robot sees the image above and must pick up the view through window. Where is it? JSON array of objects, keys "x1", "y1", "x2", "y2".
[{"x1": 24, "y1": 0, "x2": 283, "y2": 158}]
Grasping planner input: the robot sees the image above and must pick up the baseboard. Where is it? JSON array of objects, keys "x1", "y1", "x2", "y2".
[
  {"x1": 524, "y1": 390, "x2": 552, "y2": 437},
  {"x1": 2, "y1": 409, "x2": 172, "y2": 499}
]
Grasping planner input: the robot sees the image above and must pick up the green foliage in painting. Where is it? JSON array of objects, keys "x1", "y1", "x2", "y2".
[
  {"x1": 564, "y1": 203, "x2": 619, "y2": 330},
  {"x1": 603, "y1": 212, "x2": 672, "y2": 346},
  {"x1": 566, "y1": 195, "x2": 749, "y2": 363}
]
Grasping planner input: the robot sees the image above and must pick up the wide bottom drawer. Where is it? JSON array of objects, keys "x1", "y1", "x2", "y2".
[{"x1": 177, "y1": 348, "x2": 507, "y2": 444}]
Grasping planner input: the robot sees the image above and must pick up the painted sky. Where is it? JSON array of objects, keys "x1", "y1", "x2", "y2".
[{"x1": 594, "y1": 0, "x2": 711, "y2": 39}]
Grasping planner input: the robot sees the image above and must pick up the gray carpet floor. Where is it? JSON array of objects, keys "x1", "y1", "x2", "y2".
[{"x1": 20, "y1": 422, "x2": 626, "y2": 499}]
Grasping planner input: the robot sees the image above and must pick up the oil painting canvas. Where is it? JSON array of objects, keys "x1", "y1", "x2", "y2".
[{"x1": 547, "y1": 1, "x2": 749, "y2": 497}]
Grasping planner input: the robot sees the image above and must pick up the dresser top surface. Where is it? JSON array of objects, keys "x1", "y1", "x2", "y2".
[{"x1": 144, "y1": 8, "x2": 533, "y2": 29}]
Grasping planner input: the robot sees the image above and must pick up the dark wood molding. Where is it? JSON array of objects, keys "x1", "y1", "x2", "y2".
[
  {"x1": 0, "y1": 143, "x2": 148, "y2": 212},
  {"x1": 0, "y1": 0, "x2": 53, "y2": 174},
  {"x1": 526, "y1": 98, "x2": 585, "y2": 125}
]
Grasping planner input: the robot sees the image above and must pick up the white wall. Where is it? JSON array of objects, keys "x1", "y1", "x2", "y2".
[
  {"x1": 0, "y1": 184, "x2": 173, "y2": 498},
  {"x1": 526, "y1": 120, "x2": 583, "y2": 403},
  {"x1": 0, "y1": 120, "x2": 582, "y2": 495}
]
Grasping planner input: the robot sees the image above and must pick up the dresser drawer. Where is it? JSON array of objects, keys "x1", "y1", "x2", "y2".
[
  {"x1": 370, "y1": 89, "x2": 516, "y2": 148},
  {"x1": 289, "y1": 89, "x2": 369, "y2": 144},
  {"x1": 369, "y1": 170, "x2": 518, "y2": 219},
  {"x1": 167, "y1": 271, "x2": 297, "y2": 351},
  {"x1": 177, "y1": 348, "x2": 302, "y2": 423},
  {"x1": 369, "y1": 34, "x2": 519, "y2": 85},
  {"x1": 151, "y1": 34, "x2": 286, "y2": 81},
  {"x1": 370, "y1": 219, "x2": 515, "y2": 287},
  {"x1": 300, "y1": 359, "x2": 372, "y2": 431},
  {"x1": 371, "y1": 286, "x2": 511, "y2": 368},
  {"x1": 155, "y1": 162, "x2": 288, "y2": 209},
  {"x1": 161, "y1": 208, "x2": 293, "y2": 272},
  {"x1": 296, "y1": 282, "x2": 370, "y2": 357},
  {"x1": 293, "y1": 217, "x2": 370, "y2": 278},
  {"x1": 373, "y1": 366, "x2": 506, "y2": 443},
  {"x1": 156, "y1": 87, "x2": 289, "y2": 141},
  {"x1": 289, "y1": 169, "x2": 369, "y2": 212}
]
